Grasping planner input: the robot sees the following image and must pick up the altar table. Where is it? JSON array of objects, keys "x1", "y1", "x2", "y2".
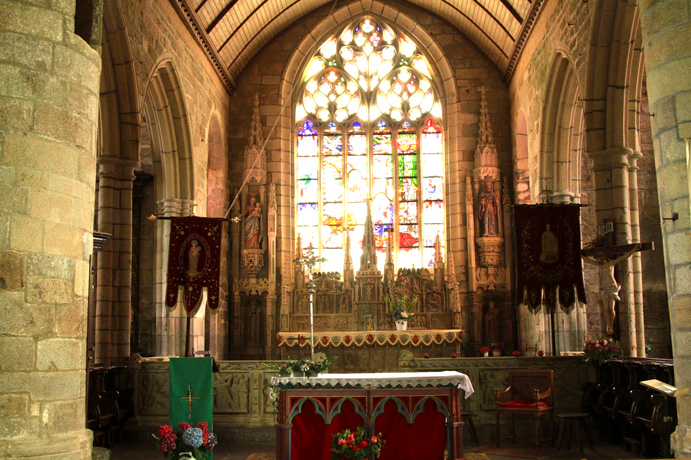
[{"x1": 271, "y1": 371, "x2": 474, "y2": 460}]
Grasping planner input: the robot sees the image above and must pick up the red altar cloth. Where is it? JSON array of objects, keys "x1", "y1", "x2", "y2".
[{"x1": 272, "y1": 372, "x2": 474, "y2": 460}]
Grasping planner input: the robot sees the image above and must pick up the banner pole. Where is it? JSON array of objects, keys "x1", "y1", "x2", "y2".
[{"x1": 185, "y1": 315, "x2": 191, "y2": 357}]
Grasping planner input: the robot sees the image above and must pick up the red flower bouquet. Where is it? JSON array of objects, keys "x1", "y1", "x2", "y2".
[
  {"x1": 331, "y1": 426, "x2": 384, "y2": 459},
  {"x1": 583, "y1": 336, "x2": 620, "y2": 365},
  {"x1": 512, "y1": 350, "x2": 521, "y2": 357},
  {"x1": 537, "y1": 350, "x2": 544, "y2": 356},
  {"x1": 480, "y1": 346, "x2": 490, "y2": 354}
]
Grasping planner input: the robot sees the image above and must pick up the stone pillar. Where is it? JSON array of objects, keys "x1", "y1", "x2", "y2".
[
  {"x1": 628, "y1": 151, "x2": 646, "y2": 357},
  {"x1": 0, "y1": 1, "x2": 101, "y2": 458},
  {"x1": 590, "y1": 147, "x2": 636, "y2": 354},
  {"x1": 95, "y1": 157, "x2": 136, "y2": 364},
  {"x1": 639, "y1": 0, "x2": 691, "y2": 454}
]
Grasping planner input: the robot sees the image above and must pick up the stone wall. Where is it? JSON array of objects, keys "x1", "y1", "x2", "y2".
[{"x1": 0, "y1": 0, "x2": 101, "y2": 457}]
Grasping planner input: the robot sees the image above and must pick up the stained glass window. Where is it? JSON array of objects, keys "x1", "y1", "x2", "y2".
[{"x1": 295, "y1": 17, "x2": 445, "y2": 272}]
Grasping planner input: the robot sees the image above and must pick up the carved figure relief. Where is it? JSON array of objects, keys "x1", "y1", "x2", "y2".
[
  {"x1": 139, "y1": 372, "x2": 168, "y2": 415},
  {"x1": 483, "y1": 301, "x2": 501, "y2": 345},
  {"x1": 214, "y1": 373, "x2": 250, "y2": 413}
]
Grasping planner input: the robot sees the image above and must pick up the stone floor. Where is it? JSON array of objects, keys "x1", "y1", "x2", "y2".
[{"x1": 109, "y1": 436, "x2": 651, "y2": 460}]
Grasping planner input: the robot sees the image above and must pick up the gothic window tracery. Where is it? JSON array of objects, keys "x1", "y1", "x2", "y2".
[{"x1": 295, "y1": 17, "x2": 445, "y2": 273}]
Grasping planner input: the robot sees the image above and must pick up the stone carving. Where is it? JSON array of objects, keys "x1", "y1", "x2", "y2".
[
  {"x1": 214, "y1": 373, "x2": 250, "y2": 413},
  {"x1": 483, "y1": 301, "x2": 501, "y2": 345},
  {"x1": 241, "y1": 249, "x2": 264, "y2": 277}
]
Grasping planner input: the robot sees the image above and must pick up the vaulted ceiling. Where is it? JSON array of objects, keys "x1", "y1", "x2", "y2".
[{"x1": 172, "y1": 0, "x2": 543, "y2": 93}]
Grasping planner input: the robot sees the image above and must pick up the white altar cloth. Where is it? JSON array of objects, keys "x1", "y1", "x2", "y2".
[{"x1": 271, "y1": 370, "x2": 474, "y2": 398}]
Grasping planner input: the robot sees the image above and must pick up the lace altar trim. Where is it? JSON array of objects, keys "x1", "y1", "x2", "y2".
[
  {"x1": 270, "y1": 371, "x2": 474, "y2": 398},
  {"x1": 277, "y1": 329, "x2": 463, "y2": 348}
]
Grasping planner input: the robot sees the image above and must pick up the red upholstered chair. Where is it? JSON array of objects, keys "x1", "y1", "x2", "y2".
[{"x1": 494, "y1": 369, "x2": 555, "y2": 449}]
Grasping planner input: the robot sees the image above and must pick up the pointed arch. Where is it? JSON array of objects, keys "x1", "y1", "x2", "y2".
[
  {"x1": 143, "y1": 58, "x2": 195, "y2": 204},
  {"x1": 278, "y1": 3, "x2": 460, "y2": 274},
  {"x1": 584, "y1": 0, "x2": 641, "y2": 152},
  {"x1": 92, "y1": 0, "x2": 140, "y2": 365},
  {"x1": 100, "y1": 0, "x2": 139, "y2": 161},
  {"x1": 539, "y1": 52, "x2": 583, "y2": 203}
]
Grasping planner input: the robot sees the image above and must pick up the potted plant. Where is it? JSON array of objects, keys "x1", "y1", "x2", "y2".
[
  {"x1": 492, "y1": 342, "x2": 505, "y2": 357},
  {"x1": 480, "y1": 346, "x2": 490, "y2": 357},
  {"x1": 154, "y1": 422, "x2": 217, "y2": 460},
  {"x1": 384, "y1": 277, "x2": 418, "y2": 331},
  {"x1": 330, "y1": 426, "x2": 384, "y2": 459}
]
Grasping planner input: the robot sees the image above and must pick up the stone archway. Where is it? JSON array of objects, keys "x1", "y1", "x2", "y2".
[
  {"x1": 142, "y1": 58, "x2": 196, "y2": 357},
  {"x1": 93, "y1": 0, "x2": 141, "y2": 365}
]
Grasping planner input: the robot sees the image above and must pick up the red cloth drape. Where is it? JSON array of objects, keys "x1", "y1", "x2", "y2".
[
  {"x1": 514, "y1": 204, "x2": 586, "y2": 313},
  {"x1": 290, "y1": 397, "x2": 446, "y2": 460},
  {"x1": 375, "y1": 398, "x2": 446, "y2": 460},
  {"x1": 291, "y1": 398, "x2": 366, "y2": 459},
  {"x1": 165, "y1": 217, "x2": 223, "y2": 315}
]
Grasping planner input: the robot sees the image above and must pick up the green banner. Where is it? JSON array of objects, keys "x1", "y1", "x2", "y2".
[{"x1": 169, "y1": 357, "x2": 213, "y2": 458}]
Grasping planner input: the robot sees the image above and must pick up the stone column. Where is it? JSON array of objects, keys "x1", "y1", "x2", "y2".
[
  {"x1": 590, "y1": 147, "x2": 637, "y2": 354},
  {"x1": 94, "y1": 157, "x2": 136, "y2": 364},
  {"x1": 639, "y1": 0, "x2": 691, "y2": 454},
  {"x1": 628, "y1": 151, "x2": 646, "y2": 357},
  {"x1": 0, "y1": 1, "x2": 101, "y2": 458}
]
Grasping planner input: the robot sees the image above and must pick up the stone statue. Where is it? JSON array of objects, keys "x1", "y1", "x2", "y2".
[
  {"x1": 582, "y1": 243, "x2": 642, "y2": 335},
  {"x1": 483, "y1": 301, "x2": 501, "y2": 345},
  {"x1": 478, "y1": 180, "x2": 500, "y2": 236},
  {"x1": 539, "y1": 223, "x2": 558, "y2": 263},
  {"x1": 240, "y1": 194, "x2": 262, "y2": 249}
]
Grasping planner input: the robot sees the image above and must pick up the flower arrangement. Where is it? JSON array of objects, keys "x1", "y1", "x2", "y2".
[
  {"x1": 277, "y1": 356, "x2": 336, "y2": 378},
  {"x1": 583, "y1": 336, "x2": 621, "y2": 365},
  {"x1": 330, "y1": 426, "x2": 384, "y2": 460},
  {"x1": 423, "y1": 352, "x2": 430, "y2": 359},
  {"x1": 384, "y1": 277, "x2": 418, "y2": 323},
  {"x1": 154, "y1": 422, "x2": 217, "y2": 460},
  {"x1": 493, "y1": 342, "x2": 505, "y2": 351},
  {"x1": 480, "y1": 346, "x2": 490, "y2": 355},
  {"x1": 269, "y1": 356, "x2": 337, "y2": 413},
  {"x1": 537, "y1": 350, "x2": 544, "y2": 357},
  {"x1": 450, "y1": 352, "x2": 457, "y2": 358},
  {"x1": 512, "y1": 350, "x2": 521, "y2": 357}
]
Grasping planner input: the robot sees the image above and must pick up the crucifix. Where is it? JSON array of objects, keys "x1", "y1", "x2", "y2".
[
  {"x1": 294, "y1": 243, "x2": 326, "y2": 359},
  {"x1": 580, "y1": 219, "x2": 654, "y2": 336},
  {"x1": 180, "y1": 384, "x2": 201, "y2": 422}
]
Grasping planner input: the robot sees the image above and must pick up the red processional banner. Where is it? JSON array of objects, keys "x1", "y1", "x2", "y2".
[
  {"x1": 514, "y1": 204, "x2": 586, "y2": 313},
  {"x1": 165, "y1": 217, "x2": 223, "y2": 315}
]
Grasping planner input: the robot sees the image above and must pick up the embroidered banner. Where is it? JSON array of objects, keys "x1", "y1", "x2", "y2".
[
  {"x1": 165, "y1": 217, "x2": 223, "y2": 315},
  {"x1": 514, "y1": 204, "x2": 586, "y2": 313}
]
